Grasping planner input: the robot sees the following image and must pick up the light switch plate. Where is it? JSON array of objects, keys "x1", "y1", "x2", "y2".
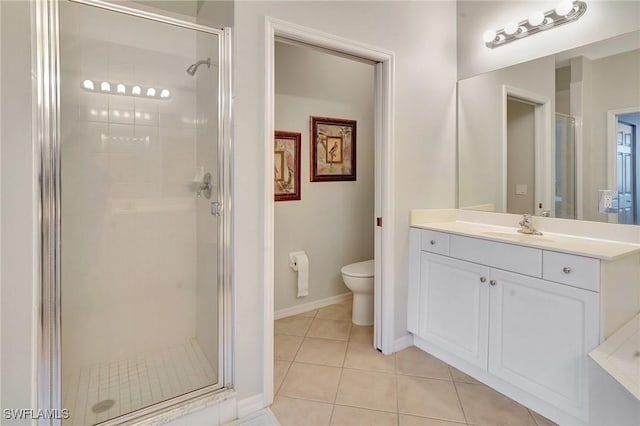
[{"x1": 515, "y1": 184, "x2": 528, "y2": 195}]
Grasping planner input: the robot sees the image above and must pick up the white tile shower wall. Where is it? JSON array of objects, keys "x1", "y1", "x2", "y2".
[
  {"x1": 60, "y1": 0, "x2": 203, "y2": 375},
  {"x1": 274, "y1": 42, "x2": 375, "y2": 311}
]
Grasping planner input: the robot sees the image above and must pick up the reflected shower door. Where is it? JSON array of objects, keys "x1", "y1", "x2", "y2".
[
  {"x1": 59, "y1": 1, "x2": 222, "y2": 424},
  {"x1": 555, "y1": 113, "x2": 576, "y2": 219}
]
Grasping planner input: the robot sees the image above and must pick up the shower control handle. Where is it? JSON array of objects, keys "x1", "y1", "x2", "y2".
[
  {"x1": 197, "y1": 172, "x2": 213, "y2": 199},
  {"x1": 211, "y1": 201, "x2": 222, "y2": 217}
]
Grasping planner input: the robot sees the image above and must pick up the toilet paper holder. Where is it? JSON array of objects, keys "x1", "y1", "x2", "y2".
[{"x1": 289, "y1": 251, "x2": 306, "y2": 271}]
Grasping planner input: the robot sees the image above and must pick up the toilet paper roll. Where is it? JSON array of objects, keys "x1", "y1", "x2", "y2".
[{"x1": 289, "y1": 251, "x2": 309, "y2": 298}]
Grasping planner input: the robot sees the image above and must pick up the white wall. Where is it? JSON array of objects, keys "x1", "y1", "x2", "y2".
[
  {"x1": 233, "y1": 1, "x2": 457, "y2": 399},
  {"x1": 0, "y1": 0, "x2": 37, "y2": 419},
  {"x1": 458, "y1": 55, "x2": 555, "y2": 211},
  {"x1": 457, "y1": 1, "x2": 640, "y2": 79},
  {"x1": 274, "y1": 42, "x2": 374, "y2": 312}
]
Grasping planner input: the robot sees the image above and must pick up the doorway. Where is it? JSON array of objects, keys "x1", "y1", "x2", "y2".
[
  {"x1": 616, "y1": 114, "x2": 639, "y2": 224},
  {"x1": 502, "y1": 86, "x2": 553, "y2": 217},
  {"x1": 264, "y1": 18, "x2": 395, "y2": 406}
]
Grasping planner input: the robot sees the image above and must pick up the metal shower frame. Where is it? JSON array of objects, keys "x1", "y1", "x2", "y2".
[{"x1": 33, "y1": 0, "x2": 234, "y2": 423}]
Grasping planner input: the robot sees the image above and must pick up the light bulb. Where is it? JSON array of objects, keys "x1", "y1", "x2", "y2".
[
  {"x1": 82, "y1": 79, "x2": 94, "y2": 90},
  {"x1": 100, "y1": 81, "x2": 111, "y2": 92},
  {"x1": 483, "y1": 29, "x2": 497, "y2": 43},
  {"x1": 556, "y1": 0, "x2": 574, "y2": 16},
  {"x1": 528, "y1": 11, "x2": 545, "y2": 26},
  {"x1": 146, "y1": 88, "x2": 156, "y2": 97},
  {"x1": 504, "y1": 21, "x2": 519, "y2": 35},
  {"x1": 132, "y1": 85, "x2": 141, "y2": 95},
  {"x1": 160, "y1": 89, "x2": 170, "y2": 98},
  {"x1": 116, "y1": 84, "x2": 126, "y2": 94}
]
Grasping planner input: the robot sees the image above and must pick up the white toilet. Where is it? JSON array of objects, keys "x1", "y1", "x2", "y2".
[{"x1": 340, "y1": 259, "x2": 374, "y2": 326}]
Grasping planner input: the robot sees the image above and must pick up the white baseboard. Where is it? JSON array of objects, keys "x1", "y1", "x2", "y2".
[
  {"x1": 274, "y1": 292, "x2": 352, "y2": 320},
  {"x1": 394, "y1": 334, "x2": 414, "y2": 352},
  {"x1": 236, "y1": 394, "x2": 265, "y2": 419}
]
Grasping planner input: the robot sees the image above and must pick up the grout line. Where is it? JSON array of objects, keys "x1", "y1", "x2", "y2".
[
  {"x1": 527, "y1": 408, "x2": 541, "y2": 425},
  {"x1": 452, "y1": 380, "x2": 469, "y2": 425}
]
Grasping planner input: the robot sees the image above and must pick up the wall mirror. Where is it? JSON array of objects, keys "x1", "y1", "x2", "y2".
[{"x1": 458, "y1": 30, "x2": 640, "y2": 225}]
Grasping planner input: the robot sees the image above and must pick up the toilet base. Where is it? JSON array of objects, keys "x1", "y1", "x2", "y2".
[{"x1": 352, "y1": 293, "x2": 374, "y2": 326}]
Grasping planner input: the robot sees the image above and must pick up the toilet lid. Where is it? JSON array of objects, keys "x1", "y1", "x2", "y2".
[{"x1": 341, "y1": 260, "x2": 374, "y2": 278}]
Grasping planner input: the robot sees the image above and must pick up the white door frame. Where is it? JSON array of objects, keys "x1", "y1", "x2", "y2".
[
  {"x1": 607, "y1": 106, "x2": 640, "y2": 223},
  {"x1": 263, "y1": 17, "x2": 396, "y2": 406},
  {"x1": 502, "y1": 86, "x2": 553, "y2": 216}
]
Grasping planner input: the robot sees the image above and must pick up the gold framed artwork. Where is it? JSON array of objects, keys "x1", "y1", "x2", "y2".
[
  {"x1": 310, "y1": 116, "x2": 356, "y2": 182},
  {"x1": 274, "y1": 130, "x2": 301, "y2": 201}
]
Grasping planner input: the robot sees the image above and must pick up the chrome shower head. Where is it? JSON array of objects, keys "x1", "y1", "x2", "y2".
[{"x1": 186, "y1": 58, "x2": 211, "y2": 76}]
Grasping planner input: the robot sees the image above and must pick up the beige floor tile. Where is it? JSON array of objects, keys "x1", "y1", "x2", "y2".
[
  {"x1": 331, "y1": 405, "x2": 398, "y2": 426},
  {"x1": 271, "y1": 395, "x2": 333, "y2": 426},
  {"x1": 349, "y1": 325, "x2": 374, "y2": 344},
  {"x1": 274, "y1": 360, "x2": 291, "y2": 394},
  {"x1": 455, "y1": 382, "x2": 536, "y2": 426},
  {"x1": 275, "y1": 334, "x2": 304, "y2": 361},
  {"x1": 317, "y1": 303, "x2": 353, "y2": 321},
  {"x1": 297, "y1": 309, "x2": 319, "y2": 318},
  {"x1": 308, "y1": 318, "x2": 352, "y2": 341},
  {"x1": 335, "y1": 369, "x2": 397, "y2": 413},
  {"x1": 396, "y1": 347, "x2": 451, "y2": 380},
  {"x1": 399, "y1": 414, "x2": 465, "y2": 426},
  {"x1": 449, "y1": 366, "x2": 482, "y2": 385},
  {"x1": 279, "y1": 362, "x2": 342, "y2": 403},
  {"x1": 343, "y1": 342, "x2": 395, "y2": 373},
  {"x1": 529, "y1": 410, "x2": 558, "y2": 426},
  {"x1": 295, "y1": 338, "x2": 348, "y2": 367},
  {"x1": 275, "y1": 316, "x2": 313, "y2": 336},
  {"x1": 397, "y1": 375, "x2": 465, "y2": 423}
]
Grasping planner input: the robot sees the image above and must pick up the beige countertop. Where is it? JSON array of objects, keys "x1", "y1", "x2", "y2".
[
  {"x1": 411, "y1": 221, "x2": 640, "y2": 261},
  {"x1": 589, "y1": 313, "x2": 640, "y2": 400}
]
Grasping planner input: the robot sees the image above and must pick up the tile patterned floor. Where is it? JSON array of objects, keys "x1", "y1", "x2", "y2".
[
  {"x1": 63, "y1": 339, "x2": 215, "y2": 426},
  {"x1": 272, "y1": 300, "x2": 558, "y2": 426}
]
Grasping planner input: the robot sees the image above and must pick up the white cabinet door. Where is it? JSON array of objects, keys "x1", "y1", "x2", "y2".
[
  {"x1": 488, "y1": 269, "x2": 599, "y2": 421},
  {"x1": 419, "y1": 253, "x2": 490, "y2": 369}
]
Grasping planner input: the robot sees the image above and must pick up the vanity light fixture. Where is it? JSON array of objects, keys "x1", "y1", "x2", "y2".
[
  {"x1": 81, "y1": 80, "x2": 171, "y2": 100},
  {"x1": 484, "y1": 1, "x2": 587, "y2": 49}
]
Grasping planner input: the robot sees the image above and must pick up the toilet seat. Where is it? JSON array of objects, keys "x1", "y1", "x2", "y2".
[{"x1": 341, "y1": 259, "x2": 374, "y2": 278}]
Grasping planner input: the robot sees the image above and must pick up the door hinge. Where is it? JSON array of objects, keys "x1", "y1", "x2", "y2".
[{"x1": 376, "y1": 217, "x2": 382, "y2": 227}]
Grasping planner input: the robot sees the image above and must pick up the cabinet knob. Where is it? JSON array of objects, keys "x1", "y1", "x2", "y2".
[
  {"x1": 489, "y1": 280, "x2": 497, "y2": 286},
  {"x1": 480, "y1": 277, "x2": 487, "y2": 283},
  {"x1": 430, "y1": 240, "x2": 436, "y2": 245},
  {"x1": 562, "y1": 267, "x2": 572, "y2": 274}
]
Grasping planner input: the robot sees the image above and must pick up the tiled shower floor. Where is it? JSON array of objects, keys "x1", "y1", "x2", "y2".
[{"x1": 63, "y1": 339, "x2": 215, "y2": 426}]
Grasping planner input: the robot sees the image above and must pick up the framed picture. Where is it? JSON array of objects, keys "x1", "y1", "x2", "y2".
[
  {"x1": 310, "y1": 116, "x2": 356, "y2": 181},
  {"x1": 274, "y1": 130, "x2": 301, "y2": 201}
]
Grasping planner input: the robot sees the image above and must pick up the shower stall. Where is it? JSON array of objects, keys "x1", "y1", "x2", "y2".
[
  {"x1": 555, "y1": 113, "x2": 577, "y2": 219},
  {"x1": 36, "y1": 1, "x2": 232, "y2": 424}
]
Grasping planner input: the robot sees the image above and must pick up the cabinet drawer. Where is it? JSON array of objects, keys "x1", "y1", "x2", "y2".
[
  {"x1": 421, "y1": 230, "x2": 450, "y2": 255},
  {"x1": 450, "y1": 235, "x2": 542, "y2": 277},
  {"x1": 543, "y1": 251, "x2": 600, "y2": 292}
]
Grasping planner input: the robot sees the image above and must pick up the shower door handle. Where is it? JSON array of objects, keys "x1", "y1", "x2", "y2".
[{"x1": 210, "y1": 201, "x2": 222, "y2": 217}]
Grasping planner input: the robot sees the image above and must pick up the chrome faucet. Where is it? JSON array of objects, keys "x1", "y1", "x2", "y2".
[{"x1": 518, "y1": 214, "x2": 543, "y2": 235}]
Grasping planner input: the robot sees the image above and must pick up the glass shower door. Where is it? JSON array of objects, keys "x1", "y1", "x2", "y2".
[
  {"x1": 59, "y1": 1, "x2": 222, "y2": 424},
  {"x1": 555, "y1": 113, "x2": 576, "y2": 219}
]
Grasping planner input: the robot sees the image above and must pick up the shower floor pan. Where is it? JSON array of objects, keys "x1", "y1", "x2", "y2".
[{"x1": 62, "y1": 339, "x2": 215, "y2": 426}]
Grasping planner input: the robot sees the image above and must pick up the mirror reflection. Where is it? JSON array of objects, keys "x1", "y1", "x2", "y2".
[{"x1": 458, "y1": 30, "x2": 640, "y2": 224}]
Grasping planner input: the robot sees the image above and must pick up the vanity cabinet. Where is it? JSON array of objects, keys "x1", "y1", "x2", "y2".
[
  {"x1": 407, "y1": 227, "x2": 601, "y2": 422},
  {"x1": 417, "y1": 253, "x2": 489, "y2": 369},
  {"x1": 488, "y1": 269, "x2": 598, "y2": 419}
]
